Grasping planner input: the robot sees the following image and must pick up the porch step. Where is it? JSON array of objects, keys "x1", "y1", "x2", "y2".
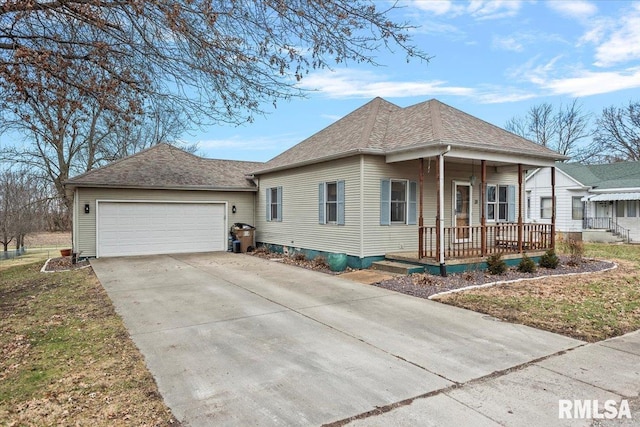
[{"x1": 371, "y1": 260, "x2": 424, "y2": 275}]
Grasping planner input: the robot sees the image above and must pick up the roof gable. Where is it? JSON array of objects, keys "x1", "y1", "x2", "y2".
[{"x1": 66, "y1": 143, "x2": 262, "y2": 190}]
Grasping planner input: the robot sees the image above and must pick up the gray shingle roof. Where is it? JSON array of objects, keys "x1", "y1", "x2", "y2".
[
  {"x1": 558, "y1": 162, "x2": 640, "y2": 190},
  {"x1": 65, "y1": 143, "x2": 261, "y2": 190},
  {"x1": 254, "y1": 97, "x2": 563, "y2": 174}
]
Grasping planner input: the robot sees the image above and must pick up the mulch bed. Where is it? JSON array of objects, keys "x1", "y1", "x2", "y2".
[
  {"x1": 374, "y1": 256, "x2": 616, "y2": 299},
  {"x1": 43, "y1": 256, "x2": 90, "y2": 272},
  {"x1": 249, "y1": 248, "x2": 354, "y2": 275}
]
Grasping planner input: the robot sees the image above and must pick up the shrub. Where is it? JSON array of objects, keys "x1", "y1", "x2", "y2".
[
  {"x1": 486, "y1": 253, "x2": 507, "y2": 275},
  {"x1": 540, "y1": 249, "x2": 559, "y2": 269},
  {"x1": 292, "y1": 252, "x2": 306, "y2": 261},
  {"x1": 311, "y1": 256, "x2": 329, "y2": 269},
  {"x1": 565, "y1": 239, "x2": 584, "y2": 266},
  {"x1": 517, "y1": 254, "x2": 537, "y2": 273}
]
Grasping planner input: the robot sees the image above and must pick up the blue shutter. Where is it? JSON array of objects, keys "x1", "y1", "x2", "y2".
[
  {"x1": 380, "y1": 179, "x2": 391, "y2": 225},
  {"x1": 277, "y1": 186, "x2": 283, "y2": 222},
  {"x1": 266, "y1": 188, "x2": 271, "y2": 221},
  {"x1": 337, "y1": 180, "x2": 345, "y2": 226},
  {"x1": 318, "y1": 183, "x2": 325, "y2": 224},
  {"x1": 408, "y1": 181, "x2": 417, "y2": 225},
  {"x1": 508, "y1": 185, "x2": 516, "y2": 222}
]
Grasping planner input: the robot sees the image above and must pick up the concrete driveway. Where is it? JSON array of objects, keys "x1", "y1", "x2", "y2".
[{"x1": 91, "y1": 252, "x2": 582, "y2": 426}]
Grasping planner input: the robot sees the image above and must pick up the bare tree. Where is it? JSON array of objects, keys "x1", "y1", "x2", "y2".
[
  {"x1": 1, "y1": 1, "x2": 428, "y2": 207},
  {"x1": 505, "y1": 100, "x2": 590, "y2": 159},
  {"x1": 1, "y1": 1, "x2": 428, "y2": 127},
  {"x1": 0, "y1": 169, "x2": 44, "y2": 256},
  {"x1": 0, "y1": 81, "x2": 189, "y2": 208},
  {"x1": 591, "y1": 100, "x2": 640, "y2": 162},
  {"x1": 555, "y1": 99, "x2": 591, "y2": 157}
]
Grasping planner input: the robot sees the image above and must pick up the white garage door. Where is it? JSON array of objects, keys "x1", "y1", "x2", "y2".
[{"x1": 97, "y1": 201, "x2": 226, "y2": 257}]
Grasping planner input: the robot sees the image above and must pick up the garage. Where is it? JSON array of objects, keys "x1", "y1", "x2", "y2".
[{"x1": 97, "y1": 201, "x2": 227, "y2": 257}]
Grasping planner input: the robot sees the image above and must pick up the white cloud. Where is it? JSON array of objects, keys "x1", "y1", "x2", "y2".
[
  {"x1": 406, "y1": 0, "x2": 465, "y2": 16},
  {"x1": 539, "y1": 67, "x2": 640, "y2": 97},
  {"x1": 406, "y1": 0, "x2": 523, "y2": 20},
  {"x1": 197, "y1": 134, "x2": 300, "y2": 152},
  {"x1": 298, "y1": 69, "x2": 475, "y2": 99},
  {"x1": 592, "y1": 3, "x2": 640, "y2": 67},
  {"x1": 475, "y1": 87, "x2": 538, "y2": 103},
  {"x1": 546, "y1": 0, "x2": 597, "y2": 20},
  {"x1": 492, "y1": 35, "x2": 524, "y2": 52},
  {"x1": 321, "y1": 114, "x2": 343, "y2": 121},
  {"x1": 468, "y1": 0, "x2": 524, "y2": 20}
]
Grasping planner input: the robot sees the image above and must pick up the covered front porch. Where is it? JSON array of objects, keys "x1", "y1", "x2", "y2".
[{"x1": 387, "y1": 143, "x2": 558, "y2": 274}]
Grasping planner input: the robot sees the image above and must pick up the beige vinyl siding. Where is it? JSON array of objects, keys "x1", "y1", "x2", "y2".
[
  {"x1": 362, "y1": 156, "x2": 519, "y2": 257},
  {"x1": 75, "y1": 187, "x2": 255, "y2": 257},
  {"x1": 255, "y1": 157, "x2": 361, "y2": 256}
]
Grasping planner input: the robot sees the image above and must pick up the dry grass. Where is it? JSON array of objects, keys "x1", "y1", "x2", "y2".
[
  {"x1": 0, "y1": 261, "x2": 179, "y2": 426},
  {"x1": 434, "y1": 243, "x2": 640, "y2": 342},
  {"x1": 1, "y1": 232, "x2": 72, "y2": 272}
]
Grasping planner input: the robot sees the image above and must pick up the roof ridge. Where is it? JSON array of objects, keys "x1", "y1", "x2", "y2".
[
  {"x1": 429, "y1": 99, "x2": 444, "y2": 141},
  {"x1": 359, "y1": 97, "x2": 383, "y2": 147},
  {"x1": 66, "y1": 143, "x2": 171, "y2": 183}
]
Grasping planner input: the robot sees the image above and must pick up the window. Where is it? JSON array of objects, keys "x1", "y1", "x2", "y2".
[
  {"x1": 318, "y1": 181, "x2": 345, "y2": 225},
  {"x1": 540, "y1": 197, "x2": 552, "y2": 219},
  {"x1": 486, "y1": 185, "x2": 496, "y2": 221},
  {"x1": 380, "y1": 179, "x2": 417, "y2": 225},
  {"x1": 391, "y1": 180, "x2": 407, "y2": 223},
  {"x1": 629, "y1": 200, "x2": 638, "y2": 217},
  {"x1": 326, "y1": 182, "x2": 337, "y2": 222},
  {"x1": 527, "y1": 196, "x2": 531, "y2": 219},
  {"x1": 616, "y1": 201, "x2": 626, "y2": 218},
  {"x1": 498, "y1": 186, "x2": 509, "y2": 221},
  {"x1": 486, "y1": 184, "x2": 515, "y2": 222},
  {"x1": 572, "y1": 197, "x2": 584, "y2": 220},
  {"x1": 266, "y1": 186, "x2": 282, "y2": 222}
]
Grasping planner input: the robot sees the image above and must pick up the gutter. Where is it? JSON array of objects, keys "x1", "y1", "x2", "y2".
[{"x1": 251, "y1": 147, "x2": 386, "y2": 175}]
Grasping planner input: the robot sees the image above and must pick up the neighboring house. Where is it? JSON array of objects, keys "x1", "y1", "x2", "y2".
[
  {"x1": 66, "y1": 97, "x2": 566, "y2": 272},
  {"x1": 526, "y1": 162, "x2": 640, "y2": 243}
]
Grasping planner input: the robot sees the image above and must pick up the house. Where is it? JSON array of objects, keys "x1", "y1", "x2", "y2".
[
  {"x1": 66, "y1": 97, "x2": 566, "y2": 273},
  {"x1": 526, "y1": 162, "x2": 640, "y2": 243}
]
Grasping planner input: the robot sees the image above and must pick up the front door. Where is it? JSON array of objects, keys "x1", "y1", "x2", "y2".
[{"x1": 454, "y1": 182, "x2": 472, "y2": 241}]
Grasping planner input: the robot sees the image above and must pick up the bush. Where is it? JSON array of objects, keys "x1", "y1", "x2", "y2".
[
  {"x1": 486, "y1": 253, "x2": 507, "y2": 275},
  {"x1": 517, "y1": 254, "x2": 537, "y2": 273},
  {"x1": 565, "y1": 239, "x2": 584, "y2": 266},
  {"x1": 292, "y1": 252, "x2": 306, "y2": 261},
  {"x1": 311, "y1": 256, "x2": 329, "y2": 269},
  {"x1": 540, "y1": 249, "x2": 559, "y2": 269}
]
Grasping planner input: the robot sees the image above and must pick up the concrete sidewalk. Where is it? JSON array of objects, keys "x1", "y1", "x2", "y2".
[
  {"x1": 91, "y1": 253, "x2": 637, "y2": 426},
  {"x1": 346, "y1": 330, "x2": 640, "y2": 427}
]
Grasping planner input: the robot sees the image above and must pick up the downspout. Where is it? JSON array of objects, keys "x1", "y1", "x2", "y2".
[{"x1": 439, "y1": 145, "x2": 451, "y2": 276}]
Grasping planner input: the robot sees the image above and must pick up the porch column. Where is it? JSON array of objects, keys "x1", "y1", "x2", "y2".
[
  {"x1": 438, "y1": 153, "x2": 446, "y2": 276},
  {"x1": 551, "y1": 166, "x2": 556, "y2": 250},
  {"x1": 419, "y1": 158, "x2": 424, "y2": 258},
  {"x1": 518, "y1": 163, "x2": 523, "y2": 253},
  {"x1": 435, "y1": 155, "x2": 441, "y2": 262},
  {"x1": 480, "y1": 160, "x2": 486, "y2": 256}
]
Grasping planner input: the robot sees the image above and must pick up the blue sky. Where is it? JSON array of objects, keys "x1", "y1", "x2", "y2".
[{"x1": 192, "y1": 0, "x2": 640, "y2": 162}]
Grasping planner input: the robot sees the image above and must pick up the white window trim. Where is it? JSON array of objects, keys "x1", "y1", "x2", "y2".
[
  {"x1": 390, "y1": 179, "x2": 409, "y2": 224},
  {"x1": 325, "y1": 181, "x2": 338, "y2": 224}
]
